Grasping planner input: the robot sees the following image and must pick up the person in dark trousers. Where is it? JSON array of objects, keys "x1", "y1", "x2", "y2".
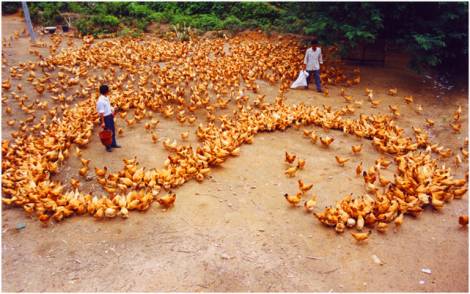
[
  {"x1": 96, "y1": 85, "x2": 121, "y2": 152},
  {"x1": 304, "y1": 39, "x2": 323, "y2": 92}
]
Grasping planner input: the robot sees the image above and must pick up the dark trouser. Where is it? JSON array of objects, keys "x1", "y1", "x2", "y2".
[
  {"x1": 104, "y1": 114, "x2": 117, "y2": 148},
  {"x1": 307, "y1": 70, "x2": 322, "y2": 92}
]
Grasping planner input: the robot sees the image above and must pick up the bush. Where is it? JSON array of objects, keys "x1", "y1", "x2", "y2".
[
  {"x1": 171, "y1": 13, "x2": 194, "y2": 27},
  {"x1": 148, "y1": 12, "x2": 170, "y2": 24},
  {"x1": 67, "y1": 2, "x2": 87, "y2": 14},
  {"x1": 2, "y1": 2, "x2": 20, "y2": 15},
  {"x1": 223, "y1": 15, "x2": 243, "y2": 32},
  {"x1": 74, "y1": 17, "x2": 93, "y2": 35},
  {"x1": 230, "y1": 2, "x2": 280, "y2": 21},
  {"x1": 128, "y1": 3, "x2": 153, "y2": 18},
  {"x1": 190, "y1": 14, "x2": 223, "y2": 31},
  {"x1": 117, "y1": 26, "x2": 133, "y2": 37},
  {"x1": 74, "y1": 14, "x2": 120, "y2": 36},
  {"x1": 101, "y1": 2, "x2": 129, "y2": 16},
  {"x1": 274, "y1": 15, "x2": 304, "y2": 34},
  {"x1": 134, "y1": 18, "x2": 150, "y2": 32},
  {"x1": 36, "y1": 3, "x2": 62, "y2": 26},
  {"x1": 93, "y1": 15, "x2": 120, "y2": 31}
]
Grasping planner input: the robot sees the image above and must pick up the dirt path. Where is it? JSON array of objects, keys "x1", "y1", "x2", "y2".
[{"x1": 1, "y1": 15, "x2": 468, "y2": 292}]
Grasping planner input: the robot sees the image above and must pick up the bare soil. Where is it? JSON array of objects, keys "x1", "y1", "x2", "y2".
[{"x1": 1, "y1": 14, "x2": 468, "y2": 292}]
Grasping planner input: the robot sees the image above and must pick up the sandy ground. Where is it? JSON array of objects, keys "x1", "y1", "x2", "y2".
[{"x1": 1, "y1": 14, "x2": 468, "y2": 292}]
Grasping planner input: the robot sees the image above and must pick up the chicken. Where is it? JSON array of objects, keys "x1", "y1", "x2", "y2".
[
  {"x1": 75, "y1": 147, "x2": 82, "y2": 158},
  {"x1": 356, "y1": 162, "x2": 363, "y2": 176},
  {"x1": 157, "y1": 192, "x2": 176, "y2": 208},
  {"x1": 303, "y1": 194, "x2": 317, "y2": 212},
  {"x1": 79, "y1": 166, "x2": 89, "y2": 177},
  {"x1": 309, "y1": 132, "x2": 318, "y2": 144},
  {"x1": 351, "y1": 231, "x2": 371, "y2": 242},
  {"x1": 180, "y1": 131, "x2": 189, "y2": 141},
  {"x1": 376, "y1": 222, "x2": 388, "y2": 233},
  {"x1": 365, "y1": 182, "x2": 379, "y2": 194},
  {"x1": 351, "y1": 144, "x2": 363, "y2": 154},
  {"x1": 320, "y1": 136, "x2": 334, "y2": 147},
  {"x1": 394, "y1": 213, "x2": 404, "y2": 227},
  {"x1": 284, "y1": 192, "x2": 302, "y2": 206},
  {"x1": 70, "y1": 178, "x2": 80, "y2": 189},
  {"x1": 370, "y1": 99, "x2": 381, "y2": 108},
  {"x1": 378, "y1": 176, "x2": 390, "y2": 187},
  {"x1": 298, "y1": 179, "x2": 313, "y2": 193},
  {"x1": 459, "y1": 215, "x2": 468, "y2": 226},
  {"x1": 303, "y1": 129, "x2": 313, "y2": 137},
  {"x1": 415, "y1": 104, "x2": 423, "y2": 114},
  {"x1": 284, "y1": 166, "x2": 298, "y2": 177},
  {"x1": 95, "y1": 166, "x2": 107, "y2": 178},
  {"x1": 151, "y1": 132, "x2": 158, "y2": 144},
  {"x1": 404, "y1": 95, "x2": 414, "y2": 104},
  {"x1": 343, "y1": 95, "x2": 353, "y2": 103},
  {"x1": 356, "y1": 215, "x2": 365, "y2": 231},
  {"x1": 387, "y1": 88, "x2": 397, "y2": 96},
  {"x1": 296, "y1": 159, "x2": 306, "y2": 170},
  {"x1": 461, "y1": 147, "x2": 468, "y2": 158},
  {"x1": 38, "y1": 214, "x2": 50, "y2": 224},
  {"x1": 80, "y1": 158, "x2": 90, "y2": 166},
  {"x1": 285, "y1": 151, "x2": 296, "y2": 164},
  {"x1": 105, "y1": 207, "x2": 117, "y2": 218},
  {"x1": 335, "y1": 222, "x2": 346, "y2": 233},
  {"x1": 425, "y1": 118, "x2": 435, "y2": 127},
  {"x1": 353, "y1": 100, "x2": 363, "y2": 108},
  {"x1": 450, "y1": 122, "x2": 461, "y2": 133},
  {"x1": 455, "y1": 154, "x2": 462, "y2": 167},
  {"x1": 335, "y1": 155, "x2": 349, "y2": 166}
]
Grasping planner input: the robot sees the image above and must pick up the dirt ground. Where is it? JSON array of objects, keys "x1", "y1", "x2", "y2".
[{"x1": 1, "y1": 14, "x2": 468, "y2": 292}]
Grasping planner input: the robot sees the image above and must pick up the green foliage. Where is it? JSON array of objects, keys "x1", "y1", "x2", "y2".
[
  {"x1": 190, "y1": 14, "x2": 223, "y2": 31},
  {"x1": 223, "y1": 15, "x2": 243, "y2": 32},
  {"x1": 25, "y1": 1, "x2": 468, "y2": 75},
  {"x1": 381, "y1": 2, "x2": 468, "y2": 74},
  {"x1": 74, "y1": 14, "x2": 119, "y2": 36},
  {"x1": 170, "y1": 13, "x2": 194, "y2": 27},
  {"x1": 2, "y1": 2, "x2": 21, "y2": 15},
  {"x1": 148, "y1": 12, "x2": 170, "y2": 24},
  {"x1": 128, "y1": 3, "x2": 153, "y2": 18},
  {"x1": 100, "y1": 2, "x2": 130, "y2": 16}
]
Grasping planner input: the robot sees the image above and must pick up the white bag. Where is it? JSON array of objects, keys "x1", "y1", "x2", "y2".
[{"x1": 290, "y1": 70, "x2": 309, "y2": 89}]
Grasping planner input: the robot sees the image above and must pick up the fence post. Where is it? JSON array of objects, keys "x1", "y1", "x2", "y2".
[{"x1": 21, "y1": 1, "x2": 36, "y2": 42}]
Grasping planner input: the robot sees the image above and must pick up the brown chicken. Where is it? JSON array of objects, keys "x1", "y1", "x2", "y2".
[
  {"x1": 303, "y1": 194, "x2": 317, "y2": 212},
  {"x1": 335, "y1": 155, "x2": 349, "y2": 166},
  {"x1": 459, "y1": 215, "x2": 469, "y2": 226},
  {"x1": 351, "y1": 144, "x2": 363, "y2": 154},
  {"x1": 285, "y1": 151, "x2": 296, "y2": 164},
  {"x1": 351, "y1": 230, "x2": 371, "y2": 242},
  {"x1": 320, "y1": 136, "x2": 334, "y2": 147},
  {"x1": 157, "y1": 192, "x2": 176, "y2": 208},
  {"x1": 298, "y1": 179, "x2": 313, "y2": 193},
  {"x1": 284, "y1": 192, "x2": 302, "y2": 206}
]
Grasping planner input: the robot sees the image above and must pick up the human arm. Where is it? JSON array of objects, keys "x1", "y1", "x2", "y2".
[
  {"x1": 319, "y1": 48, "x2": 323, "y2": 65},
  {"x1": 304, "y1": 49, "x2": 308, "y2": 65},
  {"x1": 99, "y1": 113, "x2": 105, "y2": 128},
  {"x1": 97, "y1": 100, "x2": 105, "y2": 128}
]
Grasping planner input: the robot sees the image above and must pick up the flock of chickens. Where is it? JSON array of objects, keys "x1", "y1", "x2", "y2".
[
  {"x1": 279, "y1": 86, "x2": 467, "y2": 240},
  {"x1": 1, "y1": 31, "x2": 468, "y2": 242}
]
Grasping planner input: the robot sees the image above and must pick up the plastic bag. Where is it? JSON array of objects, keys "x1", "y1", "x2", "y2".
[{"x1": 290, "y1": 70, "x2": 309, "y2": 89}]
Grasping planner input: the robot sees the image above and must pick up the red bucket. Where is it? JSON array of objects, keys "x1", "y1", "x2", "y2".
[{"x1": 99, "y1": 129, "x2": 113, "y2": 146}]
